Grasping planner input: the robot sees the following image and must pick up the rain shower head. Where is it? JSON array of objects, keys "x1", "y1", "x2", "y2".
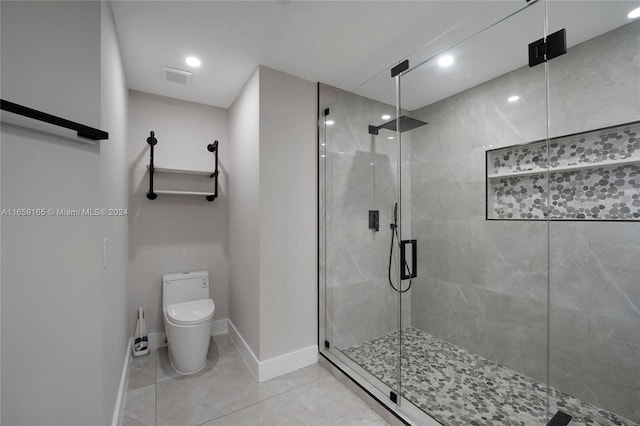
[{"x1": 368, "y1": 115, "x2": 428, "y2": 135}]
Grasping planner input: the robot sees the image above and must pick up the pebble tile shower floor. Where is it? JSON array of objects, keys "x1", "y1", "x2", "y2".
[{"x1": 343, "y1": 327, "x2": 637, "y2": 426}]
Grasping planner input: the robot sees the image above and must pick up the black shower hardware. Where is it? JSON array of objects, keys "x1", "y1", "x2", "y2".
[
  {"x1": 369, "y1": 210, "x2": 380, "y2": 232},
  {"x1": 0, "y1": 98, "x2": 109, "y2": 140},
  {"x1": 146, "y1": 130, "x2": 219, "y2": 202},
  {"x1": 388, "y1": 202, "x2": 417, "y2": 293},
  {"x1": 368, "y1": 115, "x2": 428, "y2": 135}
]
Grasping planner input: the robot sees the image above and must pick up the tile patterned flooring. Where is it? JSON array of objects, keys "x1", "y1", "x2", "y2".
[
  {"x1": 122, "y1": 334, "x2": 387, "y2": 426},
  {"x1": 343, "y1": 327, "x2": 638, "y2": 426}
]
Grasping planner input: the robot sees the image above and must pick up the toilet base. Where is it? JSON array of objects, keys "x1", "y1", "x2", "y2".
[
  {"x1": 168, "y1": 345, "x2": 207, "y2": 375},
  {"x1": 163, "y1": 310, "x2": 213, "y2": 375}
]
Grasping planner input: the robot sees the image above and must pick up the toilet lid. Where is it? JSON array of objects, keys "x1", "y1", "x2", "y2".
[{"x1": 166, "y1": 299, "x2": 215, "y2": 326}]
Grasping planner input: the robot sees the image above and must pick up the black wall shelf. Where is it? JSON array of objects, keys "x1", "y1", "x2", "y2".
[
  {"x1": 146, "y1": 131, "x2": 219, "y2": 202},
  {"x1": 0, "y1": 99, "x2": 109, "y2": 140}
]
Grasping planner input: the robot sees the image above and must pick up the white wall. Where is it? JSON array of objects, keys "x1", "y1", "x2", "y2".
[
  {"x1": 229, "y1": 67, "x2": 317, "y2": 365},
  {"x1": 228, "y1": 69, "x2": 261, "y2": 358},
  {"x1": 258, "y1": 67, "x2": 317, "y2": 360},
  {"x1": 0, "y1": 1, "x2": 100, "y2": 127},
  {"x1": 100, "y1": 2, "x2": 129, "y2": 424},
  {"x1": 128, "y1": 91, "x2": 230, "y2": 335},
  {"x1": 1, "y1": 1, "x2": 102, "y2": 424},
  {"x1": 1, "y1": 2, "x2": 130, "y2": 424}
]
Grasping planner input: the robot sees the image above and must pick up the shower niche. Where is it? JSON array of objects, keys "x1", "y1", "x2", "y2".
[{"x1": 486, "y1": 120, "x2": 640, "y2": 220}]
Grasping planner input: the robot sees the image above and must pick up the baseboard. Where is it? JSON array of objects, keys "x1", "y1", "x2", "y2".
[
  {"x1": 259, "y1": 344, "x2": 318, "y2": 382},
  {"x1": 227, "y1": 319, "x2": 318, "y2": 382},
  {"x1": 111, "y1": 337, "x2": 132, "y2": 426},
  {"x1": 227, "y1": 319, "x2": 260, "y2": 380},
  {"x1": 211, "y1": 318, "x2": 229, "y2": 336}
]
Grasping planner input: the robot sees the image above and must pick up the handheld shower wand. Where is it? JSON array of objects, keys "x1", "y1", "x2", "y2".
[{"x1": 388, "y1": 202, "x2": 413, "y2": 293}]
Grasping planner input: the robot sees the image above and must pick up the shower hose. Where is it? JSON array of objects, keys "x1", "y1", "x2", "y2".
[{"x1": 388, "y1": 218, "x2": 413, "y2": 293}]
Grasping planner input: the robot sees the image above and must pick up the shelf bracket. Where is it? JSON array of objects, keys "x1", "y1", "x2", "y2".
[
  {"x1": 146, "y1": 131, "x2": 158, "y2": 200},
  {"x1": 206, "y1": 140, "x2": 219, "y2": 202}
]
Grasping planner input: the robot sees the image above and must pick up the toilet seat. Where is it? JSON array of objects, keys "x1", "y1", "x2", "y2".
[{"x1": 165, "y1": 299, "x2": 214, "y2": 326}]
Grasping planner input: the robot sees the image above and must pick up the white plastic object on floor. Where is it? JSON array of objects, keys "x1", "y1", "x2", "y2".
[{"x1": 132, "y1": 306, "x2": 150, "y2": 357}]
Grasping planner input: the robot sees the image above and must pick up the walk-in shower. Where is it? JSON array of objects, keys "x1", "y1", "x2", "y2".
[{"x1": 319, "y1": 1, "x2": 639, "y2": 425}]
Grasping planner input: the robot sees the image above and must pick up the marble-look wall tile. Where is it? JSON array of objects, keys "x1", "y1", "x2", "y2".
[
  {"x1": 414, "y1": 218, "x2": 486, "y2": 288},
  {"x1": 485, "y1": 220, "x2": 548, "y2": 303},
  {"x1": 410, "y1": 277, "x2": 487, "y2": 358},
  {"x1": 547, "y1": 20, "x2": 640, "y2": 137},
  {"x1": 550, "y1": 222, "x2": 640, "y2": 323},
  {"x1": 549, "y1": 305, "x2": 640, "y2": 423},
  {"x1": 481, "y1": 289, "x2": 548, "y2": 383},
  {"x1": 321, "y1": 83, "x2": 412, "y2": 350},
  {"x1": 326, "y1": 279, "x2": 399, "y2": 349}
]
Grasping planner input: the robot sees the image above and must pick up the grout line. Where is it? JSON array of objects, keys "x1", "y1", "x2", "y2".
[
  {"x1": 153, "y1": 333, "x2": 325, "y2": 426},
  {"x1": 193, "y1": 370, "x2": 329, "y2": 426}
]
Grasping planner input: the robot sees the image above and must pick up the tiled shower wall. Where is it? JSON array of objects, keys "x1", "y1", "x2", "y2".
[
  {"x1": 320, "y1": 83, "x2": 411, "y2": 350},
  {"x1": 409, "y1": 20, "x2": 640, "y2": 422}
]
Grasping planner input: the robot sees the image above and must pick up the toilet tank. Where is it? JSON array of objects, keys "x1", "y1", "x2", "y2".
[{"x1": 162, "y1": 271, "x2": 209, "y2": 308}]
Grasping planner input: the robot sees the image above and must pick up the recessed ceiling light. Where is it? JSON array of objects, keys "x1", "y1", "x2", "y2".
[
  {"x1": 388, "y1": 136, "x2": 395, "y2": 140},
  {"x1": 185, "y1": 56, "x2": 201, "y2": 67},
  {"x1": 438, "y1": 55, "x2": 454, "y2": 68},
  {"x1": 508, "y1": 95, "x2": 520, "y2": 102},
  {"x1": 628, "y1": 6, "x2": 640, "y2": 18},
  {"x1": 382, "y1": 114, "x2": 391, "y2": 120},
  {"x1": 325, "y1": 120, "x2": 335, "y2": 126}
]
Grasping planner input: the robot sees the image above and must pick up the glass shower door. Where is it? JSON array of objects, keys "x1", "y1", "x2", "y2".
[
  {"x1": 319, "y1": 78, "x2": 403, "y2": 400},
  {"x1": 397, "y1": 1, "x2": 551, "y2": 424},
  {"x1": 546, "y1": 2, "x2": 640, "y2": 425}
]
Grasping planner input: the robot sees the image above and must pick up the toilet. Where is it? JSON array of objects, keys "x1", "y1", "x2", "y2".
[{"x1": 162, "y1": 271, "x2": 215, "y2": 375}]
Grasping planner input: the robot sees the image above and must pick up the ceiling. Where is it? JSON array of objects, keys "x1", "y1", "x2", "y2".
[
  {"x1": 111, "y1": 1, "x2": 640, "y2": 110},
  {"x1": 361, "y1": 0, "x2": 640, "y2": 110},
  {"x1": 111, "y1": 0, "x2": 492, "y2": 108}
]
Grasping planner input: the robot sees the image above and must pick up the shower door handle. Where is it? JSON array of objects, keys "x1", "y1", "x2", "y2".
[{"x1": 400, "y1": 239, "x2": 417, "y2": 280}]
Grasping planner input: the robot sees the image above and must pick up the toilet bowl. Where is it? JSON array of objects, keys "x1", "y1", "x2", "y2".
[{"x1": 162, "y1": 271, "x2": 215, "y2": 375}]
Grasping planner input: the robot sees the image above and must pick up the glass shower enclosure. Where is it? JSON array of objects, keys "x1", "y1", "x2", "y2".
[{"x1": 319, "y1": 1, "x2": 640, "y2": 425}]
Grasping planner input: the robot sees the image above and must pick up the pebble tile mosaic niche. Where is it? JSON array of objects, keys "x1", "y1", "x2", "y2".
[
  {"x1": 343, "y1": 327, "x2": 638, "y2": 426},
  {"x1": 486, "y1": 121, "x2": 640, "y2": 220}
]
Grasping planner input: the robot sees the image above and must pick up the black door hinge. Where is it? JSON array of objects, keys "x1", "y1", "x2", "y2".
[
  {"x1": 529, "y1": 28, "x2": 567, "y2": 67},
  {"x1": 324, "y1": 108, "x2": 330, "y2": 116},
  {"x1": 324, "y1": 340, "x2": 330, "y2": 349},
  {"x1": 391, "y1": 59, "x2": 409, "y2": 78},
  {"x1": 389, "y1": 391, "x2": 398, "y2": 403}
]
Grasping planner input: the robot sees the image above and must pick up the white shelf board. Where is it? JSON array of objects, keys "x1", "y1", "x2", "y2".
[
  {"x1": 153, "y1": 190, "x2": 214, "y2": 196},
  {"x1": 147, "y1": 165, "x2": 212, "y2": 176},
  {"x1": 488, "y1": 157, "x2": 640, "y2": 179}
]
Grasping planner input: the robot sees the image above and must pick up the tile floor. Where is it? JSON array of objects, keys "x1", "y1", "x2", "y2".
[
  {"x1": 122, "y1": 334, "x2": 388, "y2": 426},
  {"x1": 343, "y1": 327, "x2": 638, "y2": 426}
]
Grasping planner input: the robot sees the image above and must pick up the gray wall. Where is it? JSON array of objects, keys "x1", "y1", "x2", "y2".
[
  {"x1": 229, "y1": 67, "x2": 317, "y2": 361},
  {"x1": 409, "y1": 20, "x2": 640, "y2": 422},
  {"x1": 258, "y1": 66, "x2": 317, "y2": 360},
  {"x1": 229, "y1": 69, "x2": 261, "y2": 358},
  {"x1": 128, "y1": 91, "x2": 230, "y2": 335},
  {"x1": 1, "y1": 1, "x2": 129, "y2": 424},
  {"x1": 319, "y1": 83, "x2": 412, "y2": 350},
  {"x1": 100, "y1": 2, "x2": 130, "y2": 423}
]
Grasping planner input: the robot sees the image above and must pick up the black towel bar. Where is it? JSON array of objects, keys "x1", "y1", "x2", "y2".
[{"x1": 0, "y1": 98, "x2": 109, "y2": 140}]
